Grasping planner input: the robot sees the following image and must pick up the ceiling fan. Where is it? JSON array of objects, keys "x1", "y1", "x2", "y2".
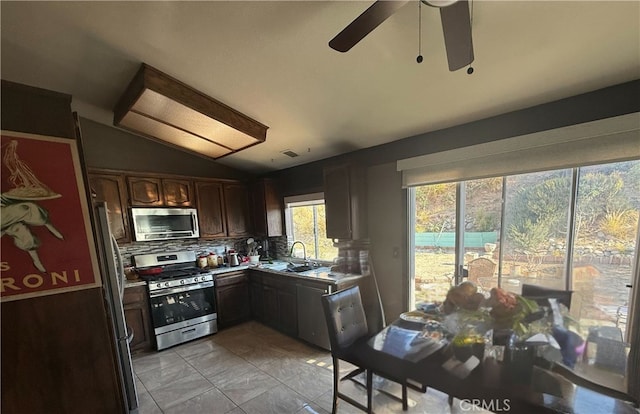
[{"x1": 329, "y1": 0, "x2": 474, "y2": 72}]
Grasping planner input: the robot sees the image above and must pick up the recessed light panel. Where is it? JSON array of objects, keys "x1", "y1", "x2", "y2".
[{"x1": 114, "y1": 64, "x2": 268, "y2": 159}]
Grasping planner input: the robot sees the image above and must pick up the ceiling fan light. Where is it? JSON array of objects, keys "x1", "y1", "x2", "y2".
[{"x1": 422, "y1": 0, "x2": 458, "y2": 8}]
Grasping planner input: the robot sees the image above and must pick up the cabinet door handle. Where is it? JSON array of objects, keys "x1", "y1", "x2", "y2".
[
  {"x1": 126, "y1": 325, "x2": 134, "y2": 344},
  {"x1": 181, "y1": 328, "x2": 197, "y2": 335}
]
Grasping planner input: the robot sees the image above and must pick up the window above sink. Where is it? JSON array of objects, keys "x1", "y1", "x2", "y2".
[{"x1": 284, "y1": 192, "x2": 337, "y2": 262}]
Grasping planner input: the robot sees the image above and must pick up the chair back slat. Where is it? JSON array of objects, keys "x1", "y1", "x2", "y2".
[{"x1": 522, "y1": 283, "x2": 573, "y2": 310}]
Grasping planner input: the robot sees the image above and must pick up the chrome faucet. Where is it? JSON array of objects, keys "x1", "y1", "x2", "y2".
[{"x1": 289, "y1": 241, "x2": 307, "y2": 263}]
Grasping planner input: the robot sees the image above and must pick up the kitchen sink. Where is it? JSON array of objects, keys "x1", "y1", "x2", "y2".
[{"x1": 286, "y1": 264, "x2": 314, "y2": 273}]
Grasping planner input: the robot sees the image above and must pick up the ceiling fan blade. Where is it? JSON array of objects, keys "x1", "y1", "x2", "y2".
[
  {"x1": 329, "y1": 0, "x2": 409, "y2": 52},
  {"x1": 439, "y1": 0, "x2": 474, "y2": 71}
]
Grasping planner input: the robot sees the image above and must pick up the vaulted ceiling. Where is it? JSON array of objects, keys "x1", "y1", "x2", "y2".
[{"x1": 1, "y1": 1, "x2": 639, "y2": 173}]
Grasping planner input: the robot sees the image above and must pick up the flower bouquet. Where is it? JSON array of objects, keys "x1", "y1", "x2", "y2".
[{"x1": 486, "y1": 287, "x2": 543, "y2": 338}]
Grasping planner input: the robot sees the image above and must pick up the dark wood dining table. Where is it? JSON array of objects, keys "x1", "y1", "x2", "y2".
[{"x1": 362, "y1": 319, "x2": 637, "y2": 414}]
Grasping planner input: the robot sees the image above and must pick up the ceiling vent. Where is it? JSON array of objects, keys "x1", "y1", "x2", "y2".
[
  {"x1": 113, "y1": 64, "x2": 268, "y2": 160},
  {"x1": 281, "y1": 150, "x2": 299, "y2": 158}
]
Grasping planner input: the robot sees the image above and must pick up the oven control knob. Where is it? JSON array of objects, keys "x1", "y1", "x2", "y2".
[
  {"x1": 164, "y1": 282, "x2": 170, "y2": 288},
  {"x1": 194, "y1": 277, "x2": 198, "y2": 283},
  {"x1": 156, "y1": 283, "x2": 161, "y2": 289},
  {"x1": 201, "y1": 276, "x2": 206, "y2": 282},
  {"x1": 180, "y1": 279, "x2": 185, "y2": 285}
]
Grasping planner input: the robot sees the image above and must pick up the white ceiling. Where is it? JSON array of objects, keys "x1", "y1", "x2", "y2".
[{"x1": 1, "y1": 1, "x2": 639, "y2": 174}]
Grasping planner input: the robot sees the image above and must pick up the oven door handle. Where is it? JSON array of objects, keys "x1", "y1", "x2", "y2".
[{"x1": 149, "y1": 281, "x2": 214, "y2": 297}]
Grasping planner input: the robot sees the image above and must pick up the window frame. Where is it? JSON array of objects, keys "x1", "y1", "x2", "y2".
[
  {"x1": 284, "y1": 192, "x2": 336, "y2": 263},
  {"x1": 408, "y1": 161, "x2": 640, "y2": 338}
]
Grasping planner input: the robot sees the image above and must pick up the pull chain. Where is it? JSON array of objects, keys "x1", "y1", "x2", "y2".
[
  {"x1": 416, "y1": 0, "x2": 423, "y2": 63},
  {"x1": 467, "y1": 0, "x2": 474, "y2": 74}
]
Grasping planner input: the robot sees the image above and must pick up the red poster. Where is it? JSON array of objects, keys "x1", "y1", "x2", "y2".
[{"x1": 1, "y1": 131, "x2": 101, "y2": 301}]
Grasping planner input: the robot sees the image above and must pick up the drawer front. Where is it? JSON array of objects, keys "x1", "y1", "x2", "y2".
[
  {"x1": 216, "y1": 271, "x2": 247, "y2": 287},
  {"x1": 123, "y1": 285, "x2": 146, "y2": 305}
]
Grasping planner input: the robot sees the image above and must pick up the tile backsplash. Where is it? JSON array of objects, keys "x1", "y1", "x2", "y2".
[{"x1": 118, "y1": 236, "x2": 287, "y2": 266}]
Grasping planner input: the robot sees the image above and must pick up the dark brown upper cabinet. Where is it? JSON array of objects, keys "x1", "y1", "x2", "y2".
[
  {"x1": 195, "y1": 180, "x2": 227, "y2": 238},
  {"x1": 252, "y1": 178, "x2": 284, "y2": 237},
  {"x1": 324, "y1": 163, "x2": 368, "y2": 240},
  {"x1": 224, "y1": 182, "x2": 251, "y2": 237},
  {"x1": 88, "y1": 172, "x2": 131, "y2": 243},
  {"x1": 162, "y1": 178, "x2": 194, "y2": 207},
  {"x1": 89, "y1": 169, "x2": 253, "y2": 239},
  {"x1": 127, "y1": 176, "x2": 163, "y2": 206},
  {"x1": 128, "y1": 176, "x2": 193, "y2": 207}
]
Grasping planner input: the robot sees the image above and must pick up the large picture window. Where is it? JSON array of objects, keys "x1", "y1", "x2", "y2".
[
  {"x1": 410, "y1": 160, "x2": 639, "y2": 391},
  {"x1": 411, "y1": 160, "x2": 639, "y2": 339},
  {"x1": 401, "y1": 114, "x2": 640, "y2": 399}
]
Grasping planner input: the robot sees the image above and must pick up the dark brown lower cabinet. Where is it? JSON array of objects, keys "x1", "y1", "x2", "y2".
[
  {"x1": 215, "y1": 271, "x2": 251, "y2": 328},
  {"x1": 123, "y1": 285, "x2": 153, "y2": 353},
  {"x1": 296, "y1": 282, "x2": 331, "y2": 350},
  {"x1": 248, "y1": 272, "x2": 297, "y2": 337},
  {"x1": 263, "y1": 283, "x2": 279, "y2": 326},
  {"x1": 277, "y1": 285, "x2": 298, "y2": 336},
  {"x1": 249, "y1": 271, "x2": 265, "y2": 322}
]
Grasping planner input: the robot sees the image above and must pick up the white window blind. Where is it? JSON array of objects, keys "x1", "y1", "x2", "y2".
[
  {"x1": 397, "y1": 112, "x2": 640, "y2": 188},
  {"x1": 284, "y1": 192, "x2": 324, "y2": 207}
]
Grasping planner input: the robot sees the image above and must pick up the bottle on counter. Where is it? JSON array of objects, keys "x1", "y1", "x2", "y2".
[
  {"x1": 197, "y1": 254, "x2": 208, "y2": 269},
  {"x1": 207, "y1": 252, "x2": 218, "y2": 268}
]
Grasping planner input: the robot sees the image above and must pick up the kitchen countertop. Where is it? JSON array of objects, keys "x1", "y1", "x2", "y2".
[
  {"x1": 124, "y1": 260, "x2": 364, "y2": 288},
  {"x1": 248, "y1": 261, "x2": 365, "y2": 284},
  {"x1": 124, "y1": 279, "x2": 147, "y2": 288}
]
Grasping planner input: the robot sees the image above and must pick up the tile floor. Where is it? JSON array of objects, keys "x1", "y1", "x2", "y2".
[{"x1": 133, "y1": 321, "x2": 487, "y2": 414}]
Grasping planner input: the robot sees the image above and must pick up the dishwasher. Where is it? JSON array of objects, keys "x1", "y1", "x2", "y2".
[{"x1": 296, "y1": 284, "x2": 331, "y2": 350}]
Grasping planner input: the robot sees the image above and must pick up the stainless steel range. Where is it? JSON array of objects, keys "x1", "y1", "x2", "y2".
[{"x1": 132, "y1": 251, "x2": 217, "y2": 350}]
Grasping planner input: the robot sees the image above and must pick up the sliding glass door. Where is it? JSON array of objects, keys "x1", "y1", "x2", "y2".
[
  {"x1": 502, "y1": 170, "x2": 572, "y2": 294},
  {"x1": 410, "y1": 161, "x2": 640, "y2": 389},
  {"x1": 572, "y1": 163, "x2": 639, "y2": 340},
  {"x1": 411, "y1": 161, "x2": 639, "y2": 339},
  {"x1": 463, "y1": 177, "x2": 503, "y2": 292},
  {"x1": 413, "y1": 183, "x2": 457, "y2": 304},
  {"x1": 410, "y1": 159, "x2": 639, "y2": 393}
]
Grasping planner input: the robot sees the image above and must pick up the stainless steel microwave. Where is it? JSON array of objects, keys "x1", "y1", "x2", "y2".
[{"x1": 130, "y1": 207, "x2": 199, "y2": 241}]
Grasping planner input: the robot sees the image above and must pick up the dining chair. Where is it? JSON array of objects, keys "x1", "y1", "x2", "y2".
[
  {"x1": 521, "y1": 283, "x2": 573, "y2": 310},
  {"x1": 586, "y1": 326, "x2": 628, "y2": 374},
  {"x1": 321, "y1": 285, "x2": 408, "y2": 413},
  {"x1": 337, "y1": 257, "x2": 386, "y2": 385}
]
